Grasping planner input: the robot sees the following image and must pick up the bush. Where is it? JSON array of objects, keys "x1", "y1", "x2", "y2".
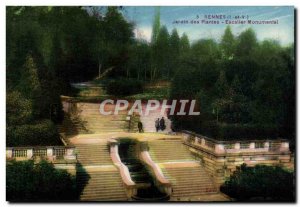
[
  {"x1": 6, "y1": 160, "x2": 77, "y2": 201},
  {"x1": 198, "y1": 123, "x2": 280, "y2": 140},
  {"x1": 7, "y1": 120, "x2": 62, "y2": 147},
  {"x1": 174, "y1": 117, "x2": 280, "y2": 140},
  {"x1": 220, "y1": 164, "x2": 295, "y2": 201},
  {"x1": 106, "y1": 78, "x2": 144, "y2": 96}
]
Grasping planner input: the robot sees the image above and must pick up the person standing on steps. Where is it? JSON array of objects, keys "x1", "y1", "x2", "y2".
[
  {"x1": 138, "y1": 121, "x2": 144, "y2": 133},
  {"x1": 160, "y1": 117, "x2": 166, "y2": 131},
  {"x1": 155, "y1": 118, "x2": 160, "y2": 132}
]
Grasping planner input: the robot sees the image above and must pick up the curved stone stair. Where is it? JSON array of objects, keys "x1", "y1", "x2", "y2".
[{"x1": 148, "y1": 138, "x2": 219, "y2": 200}]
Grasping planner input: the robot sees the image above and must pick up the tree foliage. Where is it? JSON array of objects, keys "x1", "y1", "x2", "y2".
[
  {"x1": 170, "y1": 26, "x2": 295, "y2": 141},
  {"x1": 220, "y1": 164, "x2": 295, "y2": 201},
  {"x1": 7, "y1": 160, "x2": 77, "y2": 201}
]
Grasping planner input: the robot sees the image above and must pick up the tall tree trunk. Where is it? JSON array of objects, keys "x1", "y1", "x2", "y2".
[{"x1": 98, "y1": 58, "x2": 102, "y2": 78}]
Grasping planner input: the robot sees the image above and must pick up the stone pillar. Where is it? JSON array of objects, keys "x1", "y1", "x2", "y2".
[
  {"x1": 27, "y1": 148, "x2": 33, "y2": 159},
  {"x1": 249, "y1": 142, "x2": 255, "y2": 149},
  {"x1": 264, "y1": 142, "x2": 270, "y2": 150},
  {"x1": 64, "y1": 148, "x2": 76, "y2": 160},
  {"x1": 234, "y1": 143, "x2": 240, "y2": 150},
  {"x1": 215, "y1": 144, "x2": 225, "y2": 154},
  {"x1": 47, "y1": 147, "x2": 53, "y2": 157},
  {"x1": 183, "y1": 133, "x2": 189, "y2": 142},
  {"x1": 201, "y1": 138, "x2": 205, "y2": 146},
  {"x1": 280, "y1": 142, "x2": 289, "y2": 152},
  {"x1": 195, "y1": 137, "x2": 200, "y2": 145},
  {"x1": 6, "y1": 148, "x2": 13, "y2": 159}
]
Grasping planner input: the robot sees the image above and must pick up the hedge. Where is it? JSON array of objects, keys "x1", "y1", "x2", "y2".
[
  {"x1": 7, "y1": 120, "x2": 62, "y2": 147},
  {"x1": 105, "y1": 78, "x2": 144, "y2": 96}
]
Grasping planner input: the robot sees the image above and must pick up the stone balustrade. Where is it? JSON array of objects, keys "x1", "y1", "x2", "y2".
[
  {"x1": 182, "y1": 130, "x2": 290, "y2": 155},
  {"x1": 6, "y1": 146, "x2": 77, "y2": 162},
  {"x1": 181, "y1": 130, "x2": 293, "y2": 187},
  {"x1": 108, "y1": 139, "x2": 137, "y2": 199},
  {"x1": 139, "y1": 141, "x2": 172, "y2": 196}
]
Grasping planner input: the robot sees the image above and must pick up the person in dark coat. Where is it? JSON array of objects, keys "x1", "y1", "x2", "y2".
[
  {"x1": 155, "y1": 118, "x2": 160, "y2": 132},
  {"x1": 138, "y1": 121, "x2": 144, "y2": 133},
  {"x1": 160, "y1": 117, "x2": 166, "y2": 131}
]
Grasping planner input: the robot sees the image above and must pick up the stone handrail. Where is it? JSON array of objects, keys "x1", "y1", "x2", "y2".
[
  {"x1": 182, "y1": 130, "x2": 290, "y2": 155},
  {"x1": 6, "y1": 146, "x2": 76, "y2": 161},
  {"x1": 140, "y1": 150, "x2": 172, "y2": 195},
  {"x1": 108, "y1": 139, "x2": 137, "y2": 199}
]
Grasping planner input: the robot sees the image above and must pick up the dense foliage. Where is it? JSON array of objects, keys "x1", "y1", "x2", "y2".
[
  {"x1": 106, "y1": 78, "x2": 144, "y2": 96},
  {"x1": 170, "y1": 27, "x2": 295, "y2": 142},
  {"x1": 7, "y1": 160, "x2": 77, "y2": 201},
  {"x1": 220, "y1": 164, "x2": 295, "y2": 201},
  {"x1": 6, "y1": 6, "x2": 134, "y2": 146},
  {"x1": 7, "y1": 120, "x2": 61, "y2": 146}
]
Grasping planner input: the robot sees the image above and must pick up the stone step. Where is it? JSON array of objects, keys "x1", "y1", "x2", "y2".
[
  {"x1": 77, "y1": 179, "x2": 123, "y2": 184},
  {"x1": 81, "y1": 187, "x2": 125, "y2": 193},
  {"x1": 80, "y1": 195, "x2": 127, "y2": 201},
  {"x1": 77, "y1": 153, "x2": 110, "y2": 156},
  {"x1": 172, "y1": 186, "x2": 216, "y2": 192},
  {"x1": 172, "y1": 190, "x2": 217, "y2": 197},
  {"x1": 81, "y1": 193, "x2": 126, "y2": 199},
  {"x1": 169, "y1": 179, "x2": 212, "y2": 184},
  {"x1": 77, "y1": 174, "x2": 121, "y2": 178},
  {"x1": 77, "y1": 173, "x2": 120, "y2": 177}
]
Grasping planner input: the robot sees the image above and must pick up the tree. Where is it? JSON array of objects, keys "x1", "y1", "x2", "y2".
[
  {"x1": 6, "y1": 91, "x2": 32, "y2": 126},
  {"x1": 236, "y1": 28, "x2": 258, "y2": 57},
  {"x1": 191, "y1": 39, "x2": 220, "y2": 62},
  {"x1": 215, "y1": 70, "x2": 229, "y2": 98},
  {"x1": 221, "y1": 26, "x2": 236, "y2": 59},
  {"x1": 151, "y1": 7, "x2": 160, "y2": 44},
  {"x1": 169, "y1": 29, "x2": 180, "y2": 77},
  {"x1": 155, "y1": 26, "x2": 171, "y2": 78},
  {"x1": 179, "y1": 33, "x2": 190, "y2": 58}
]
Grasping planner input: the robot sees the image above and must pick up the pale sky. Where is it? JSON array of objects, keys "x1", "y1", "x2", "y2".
[{"x1": 121, "y1": 6, "x2": 294, "y2": 45}]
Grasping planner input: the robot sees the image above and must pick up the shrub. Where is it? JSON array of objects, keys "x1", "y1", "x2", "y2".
[
  {"x1": 196, "y1": 123, "x2": 280, "y2": 140},
  {"x1": 6, "y1": 160, "x2": 77, "y2": 201},
  {"x1": 105, "y1": 78, "x2": 144, "y2": 96},
  {"x1": 220, "y1": 164, "x2": 295, "y2": 201},
  {"x1": 7, "y1": 120, "x2": 61, "y2": 147},
  {"x1": 178, "y1": 119, "x2": 280, "y2": 140}
]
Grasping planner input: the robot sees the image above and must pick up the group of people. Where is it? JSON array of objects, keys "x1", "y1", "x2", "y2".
[
  {"x1": 137, "y1": 117, "x2": 166, "y2": 133},
  {"x1": 155, "y1": 117, "x2": 166, "y2": 132}
]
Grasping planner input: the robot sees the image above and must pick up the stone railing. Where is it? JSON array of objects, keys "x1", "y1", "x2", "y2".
[
  {"x1": 108, "y1": 139, "x2": 137, "y2": 199},
  {"x1": 6, "y1": 146, "x2": 77, "y2": 162},
  {"x1": 139, "y1": 141, "x2": 172, "y2": 196},
  {"x1": 182, "y1": 130, "x2": 290, "y2": 155}
]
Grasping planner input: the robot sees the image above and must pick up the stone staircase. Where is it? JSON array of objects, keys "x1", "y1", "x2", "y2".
[
  {"x1": 77, "y1": 170, "x2": 127, "y2": 201},
  {"x1": 75, "y1": 142, "x2": 128, "y2": 201},
  {"x1": 148, "y1": 139, "x2": 194, "y2": 162},
  {"x1": 76, "y1": 143, "x2": 112, "y2": 165},
  {"x1": 77, "y1": 103, "x2": 128, "y2": 133},
  {"x1": 60, "y1": 102, "x2": 139, "y2": 134},
  {"x1": 162, "y1": 166, "x2": 217, "y2": 198},
  {"x1": 148, "y1": 138, "x2": 218, "y2": 200}
]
